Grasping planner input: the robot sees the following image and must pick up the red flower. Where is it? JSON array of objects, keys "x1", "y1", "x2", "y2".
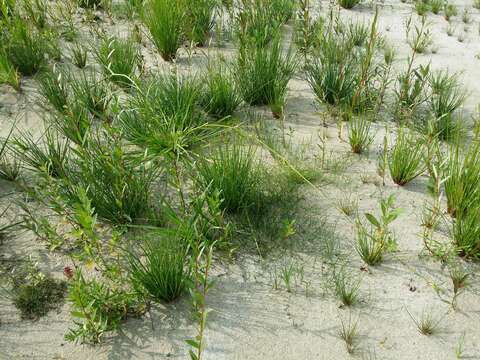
[{"x1": 63, "y1": 266, "x2": 74, "y2": 280}]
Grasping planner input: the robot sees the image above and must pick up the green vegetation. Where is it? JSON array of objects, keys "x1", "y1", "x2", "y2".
[
  {"x1": 388, "y1": 129, "x2": 426, "y2": 186},
  {"x1": 128, "y1": 235, "x2": 189, "y2": 302},
  {"x1": 236, "y1": 33, "x2": 296, "y2": 114},
  {"x1": 143, "y1": 0, "x2": 185, "y2": 61},
  {"x1": 94, "y1": 36, "x2": 140, "y2": 87},
  {"x1": 1, "y1": 1, "x2": 479, "y2": 358}
]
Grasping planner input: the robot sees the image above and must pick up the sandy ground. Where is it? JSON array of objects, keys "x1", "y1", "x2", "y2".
[{"x1": 1, "y1": 0, "x2": 480, "y2": 359}]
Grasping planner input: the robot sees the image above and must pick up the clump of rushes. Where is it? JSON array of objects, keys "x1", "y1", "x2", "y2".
[
  {"x1": 339, "y1": 314, "x2": 359, "y2": 354},
  {"x1": 37, "y1": 67, "x2": 69, "y2": 113},
  {"x1": 70, "y1": 42, "x2": 87, "y2": 69},
  {"x1": 449, "y1": 263, "x2": 469, "y2": 308},
  {"x1": 407, "y1": 308, "x2": 442, "y2": 336},
  {"x1": 333, "y1": 266, "x2": 361, "y2": 307},
  {"x1": 430, "y1": 0, "x2": 443, "y2": 14},
  {"x1": 348, "y1": 114, "x2": 375, "y2": 154},
  {"x1": 69, "y1": 70, "x2": 111, "y2": 119},
  {"x1": 452, "y1": 205, "x2": 480, "y2": 258},
  {"x1": 143, "y1": 0, "x2": 185, "y2": 61},
  {"x1": 415, "y1": 0, "x2": 430, "y2": 16},
  {"x1": 48, "y1": 102, "x2": 91, "y2": 145},
  {"x1": 118, "y1": 73, "x2": 208, "y2": 158},
  {"x1": 185, "y1": 0, "x2": 216, "y2": 46},
  {"x1": 307, "y1": 31, "x2": 358, "y2": 108},
  {"x1": 11, "y1": 129, "x2": 70, "y2": 178},
  {"x1": 195, "y1": 143, "x2": 264, "y2": 214},
  {"x1": 0, "y1": 49, "x2": 20, "y2": 90},
  {"x1": 271, "y1": 0, "x2": 296, "y2": 23},
  {"x1": 22, "y1": 0, "x2": 48, "y2": 30},
  {"x1": 347, "y1": 21, "x2": 369, "y2": 47},
  {"x1": 94, "y1": 36, "x2": 141, "y2": 87},
  {"x1": 199, "y1": 60, "x2": 241, "y2": 119},
  {"x1": 3, "y1": 18, "x2": 47, "y2": 76},
  {"x1": 128, "y1": 235, "x2": 189, "y2": 303},
  {"x1": 427, "y1": 70, "x2": 466, "y2": 141},
  {"x1": 236, "y1": 34, "x2": 296, "y2": 117},
  {"x1": 444, "y1": 2, "x2": 457, "y2": 21},
  {"x1": 355, "y1": 222, "x2": 384, "y2": 265},
  {"x1": 0, "y1": 152, "x2": 21, "y2": 181},
  {"x1": 235, "y1": 0, "x2": 282, "y2": 47},
  {"x1": 337, "y1": 0, "x2": 361, "y2": 9},
  {"x1": 444, "y1": 142, "x2": 480, "y2": 218},
  {"x1": 307, "y1": 14, "x2": 382, "y2": 114},
  {"x1": 388, "y1": 128, "x2": 426, "y2": 186}
]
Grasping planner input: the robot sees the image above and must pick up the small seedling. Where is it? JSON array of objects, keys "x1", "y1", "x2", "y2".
[
  {"x1": 333, "y1": 267, "x2": 361, "y2": 307},
  {"x1": 406, "y1": 307, "x2": 442, "y2": 336},
  {"x1": 278, "y1": 261, "x2": 304, "y2": 293},
  {"x1": 355, "y1": 195, "x2": 401, "y2": 265},
  {"x1": 337, "y1": 194, "x2": 358, "y2": 217},
  {"x1": 407, "y1": 16, "x2": 433, "y2": 53},
  {"x1": 446, "y1": 25, "x2": 455, "y2": 36},
  {"x1": 338, "y1": 314, "x2": 359, "y2": 354},
  {"x1": 449, "y1": 264, "x2": 469, "y2": 309},
  {"x1": 455, "y1": 332, "x2": 466, "y2": 359},
  {"x1": 462, "y1": 9, "x2": 470, "y2": 24},
  {"x1": 70, "y1": 42, "x2": 87, "y2": 68}
]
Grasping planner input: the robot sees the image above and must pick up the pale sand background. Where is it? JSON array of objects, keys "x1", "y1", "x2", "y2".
[{"x1": 1, "y1": 0, "x2": 480, "y2": 359}]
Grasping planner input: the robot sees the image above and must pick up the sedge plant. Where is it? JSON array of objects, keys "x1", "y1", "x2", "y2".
[
  {"x1": 94, "y1": 35, "x2": 141, "y2": 87},
  {"x1": 388, "y1": 128, "x2": 426, "y2": 186},
  {"x1": 236, "y1": 33, "x2": 297, "y2": 117},
  {"x1": 128, "y1": 234, "x2": 189, "y2": 303},
  {"x1": 143, "y1": 0, "x2": 186, "y2": 61},
  {"x1": 347, "y1": 114, "x2": 375, "y2": 154},
  {"x1": 199, "y1": 60, "x2": 241, "y2": 119}
]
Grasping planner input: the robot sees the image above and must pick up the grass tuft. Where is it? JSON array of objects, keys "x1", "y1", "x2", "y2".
[
  {"x1": 427, "y1": 70, "x2": 466, "y2": 141},
  {"x1": 337, "y1": 0, "x2": 361, "y2": 9},
  {"x1": 4, "y1": 19, "x2": 47, "y2": 76},
  {"x1": 118, "y1": 73, "x2": 208, "y2": 157},
  {"x1": 94, "y1": 35, "x2": 140, "y2": 87},
  {"x1": 236, "y1": 33, "x2": 296, "y2": 111},
  {"x1": 348, "y1": 114, "x2": 375, "y2": 154},
  {"x1": 128, "y1": 234, "x2": 189, "y2": 303},
  {"x1": 143, "y1": 0, "x2": 185, "y2": 61},
  {"x1": 388, "y1": 129, "x2": 425, "y2": 186},
  {"x1": 407, "y1": 308, "x2": 442, "y2": 336},
  {"x1": 185, "y1": 0, "x2": 216, "y2": 46},
  {"x1": 199, "y1": 60, "x2": 240, "y2": 119},
  {"x1": 339, "y1": 314, "x2": 359, "y2": 354},
  {"x1": 195, "y1": 143, "x2": 263, "y2": 214}
]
